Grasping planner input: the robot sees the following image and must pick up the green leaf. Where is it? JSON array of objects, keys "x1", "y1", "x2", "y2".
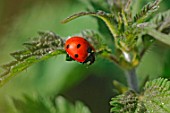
[
  {"x1": 12, "y1": 95, "x2": 56, "y2": 113},
  {"x1": 110, "y1": 90, "x2": 146, "y2": 113},
  {"x1": 112, "y1": 80, "x2": 128, "y2": 94},
  {"x1": 0, "y1": 31, "x2": 65, "y2": 87},
  {"x1": 11, "y1": 94, "x2": 91, "y2": 113},
  {"x1": 146, "y1": 29, "x2": 170, "y2": 46},
  {"x1": 110, "y1": 78, "x2": 170, "y2": 113},
  {"x1": 80, "y1": 0, "x2": 113, "y2": 40},
  {"x1": 81, "y1": 30, "x2": 102, "y2": 49},
  {"x1": 62, "y1": 11, "x2": 118, "y2": 38},
  {"x1": 108, "y1": 0, "x2": 133, "y2": 14},
  {"x1": 55, "y1": 96, "x2": 91, "y2": 113},
  {"x1": 81, "y1": 0, "x2": 109, "y2": 12},
  {"x1": 143, "y1": 78, "x2": 170, "y2": 113},
  {"x1": 134, "y1": 0, "x2": 162, "y2": 23},
  {"x1": 150, "y1": 9, "x2": 170, "y2": 32}
]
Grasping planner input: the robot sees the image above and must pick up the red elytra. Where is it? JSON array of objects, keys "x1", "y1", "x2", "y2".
[{"x1": 65, "y1": 36, "x2": 94, "y2": 63}]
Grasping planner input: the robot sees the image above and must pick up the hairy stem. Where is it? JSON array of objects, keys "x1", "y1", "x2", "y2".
[{"x1": 125, "y1": 68, "x2": 139, "y2": 92}]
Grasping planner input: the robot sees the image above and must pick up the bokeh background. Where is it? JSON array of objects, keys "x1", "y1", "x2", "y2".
[{"x1": 0, "y1": 0, "x2": 170, "y2": 113}]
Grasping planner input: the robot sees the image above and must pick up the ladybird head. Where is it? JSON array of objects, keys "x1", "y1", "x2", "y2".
[{"x1": 83, "y1": 52, "x2": 95, "y2": 65}]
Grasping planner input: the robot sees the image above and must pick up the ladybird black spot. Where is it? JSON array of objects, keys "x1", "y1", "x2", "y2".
[
  {"x1": 75, "y1": 54, "x2": 78, "y2": 58},
  {"x1": 66, "y1": 44, "x2": 69, "y2": 49},
  {"x1": 77, "y1": 44, "x2": 81, "y2": 48}
]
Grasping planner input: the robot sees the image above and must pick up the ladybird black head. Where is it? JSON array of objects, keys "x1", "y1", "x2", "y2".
[
  {"x1": 75, "y1": 54, "x2": 79, "y2": 58},
  {"x1": 87, "y1": 47, "x2": 92, "y2": 53},
  {"x1": 66, "y1": 44, "x2": 70, "y2": 49},
  {"x1": 77, "y1": 44, "x2": 81, "y2": 48},
  {"x1": 83, "y1": 52, "x2": 95, "y2": 65}
]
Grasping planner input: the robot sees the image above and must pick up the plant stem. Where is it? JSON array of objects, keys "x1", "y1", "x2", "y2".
[{"x1": 125, "y1": 68, "x2": 139, "y2": 92}]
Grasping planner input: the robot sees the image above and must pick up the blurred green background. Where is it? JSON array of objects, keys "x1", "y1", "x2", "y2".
[{"x1": 0, "y1": 0, "x2": 170, "y2": 113}]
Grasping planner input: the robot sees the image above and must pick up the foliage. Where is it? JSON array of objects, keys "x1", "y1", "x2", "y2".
[
  {"x1": 143, "y1": 78, "x2": 170, "y2": 113},
  {"x1": 110, "y1": 78, "x2": 170, "y2": 113},
  {"x1": 0, "y1": 32, "x2": 65, "y2": 87},
  {"x1": 9, "y1": 78, "x2": 170, "y2": 113},
  {"x1": 11, "y1": 95, "x2": 91, "y2": 113},
  {"x1": 0, "y1": 0, "x2": 170, "y2": 113},
  {"x1": 62, "y1": 0, "x2": 170, "y2": 70},
  {"x1": 1, "y1": 0, "x2": 169, "y2": 88},
  {"x1": 0, "y1": 30, "x2": 110, "y2": 87},
  {"x1": 151, "y1": 9, "x2": 170, "y2": 32},
  {"x1": 134, "y1": 0, "x2": 161, "y2": 23}
]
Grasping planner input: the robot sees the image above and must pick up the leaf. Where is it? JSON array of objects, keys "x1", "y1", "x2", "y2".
[
  {"x1": 85, "y1": 0, "x2": 113, "y2": 40},
  {"x1": 55, "y1": 96, "x2": 91, "y2": 113},
  {"x1": 112, "y1": 80, "x2": 128, "y2": 94},
  {"x1": 81, "y1": 30, "x2": 105, "y2": 49},
  {"x1": 134, "y1": 0, "x2": 162, "y2": 23},
  {"x1": 146, "y1": 29, "x2": 170, "y2": 46},
  {"x1": 143, "y1": 78, "x2": 170, "y2": 113},
  {"x1": 110, "y1": 78, "x2": 170, "y2": 113},
  {"x1": 0, "y1": 31, "x2": 65, "y2": 87},
  {"x1": 110, "y1": 90, "x2": 146, "y2": 113},
  {"x1": 87, "y1": 0, "x2": 109, "y2": 12},
  {"x1": 107, "y1": 0, "x2": 133, "y2": 13},
  {"x1": 12, "y1": 94, "x2": 56, "y2": 113},
  {"x1": 62, "y1": 11, "x2": 118, "y2": 38},
  {"x1": 150, "y1": 9, "x2": 170, "y2": 33},
  {"x1": 11, "y1": 94, "x2": 91, "y2": 113}
]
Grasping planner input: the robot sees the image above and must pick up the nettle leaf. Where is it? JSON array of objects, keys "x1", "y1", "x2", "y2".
[
  {"x1": 0, "y1": 31, "x2": 65, "y2": 87},
  {"x1": 12, "y1": 95, "x2": 56, "y2": 113},
  {"x1": 134, "y1": 0, "x2": 162, "y2": 23},
  {"x1": 112, "y1": 80, "x2": 128, "y2": 94},
  {"x1": 107, "y1": 0, "x2": 132, "y2": 14},
  {"x1": 11, "y1": 95, "x2": 91, "y2": 113},
  {"x1": 55, "y1": 96, "x2": 91, "y2": 113},
  {"x1": 86, "y1": 0, "x2": 113, "y2": 39},
  {"x1": 110, "y1": 90, "x2": 146, "y2": 113},
  {"x1": 150, "y1": 9, "x2": 170, "y2": 33},
  {"x1": 0, "y1": 30, "x2": 111, "y2": 87},
  {"x1": 147, "y1": 29, "x2": 170, "y2": 46},
  {"x1": 81, "y1": 30, "x2": 102, "y2": 49},
  {"x1": 88, "y1": 0, "x2": 109, "y2": 12},
  {"x1": 110, "y1": 78, "x2": 170, "y2": 113},
  {"x1": 62, "y1": 11, "x2": 118, "y2": 38},
  {"x1": 81, "y1": 30, "x2": 111, "y2": 53},
  {"x1": 143, "y1": 78, "x2": 170, "y2": 113}
]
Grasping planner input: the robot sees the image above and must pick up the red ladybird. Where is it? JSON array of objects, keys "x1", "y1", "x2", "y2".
[{"x1": 65, "y1": 36, "x2": 95, "y2": 65}]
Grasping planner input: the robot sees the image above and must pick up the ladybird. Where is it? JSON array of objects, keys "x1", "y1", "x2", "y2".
[{"x1": 65, "y1": 36, "x2": 95, "y2": 65}]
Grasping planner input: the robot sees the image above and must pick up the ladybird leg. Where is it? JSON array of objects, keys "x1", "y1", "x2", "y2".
[{"x1": 66, "y1": 54, "x2": 74, "y2": 61}]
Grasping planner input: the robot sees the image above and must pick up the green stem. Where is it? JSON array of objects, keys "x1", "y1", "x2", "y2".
[{"x1": 125, "y1": 68, "x2": 139, "y2": 92}]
